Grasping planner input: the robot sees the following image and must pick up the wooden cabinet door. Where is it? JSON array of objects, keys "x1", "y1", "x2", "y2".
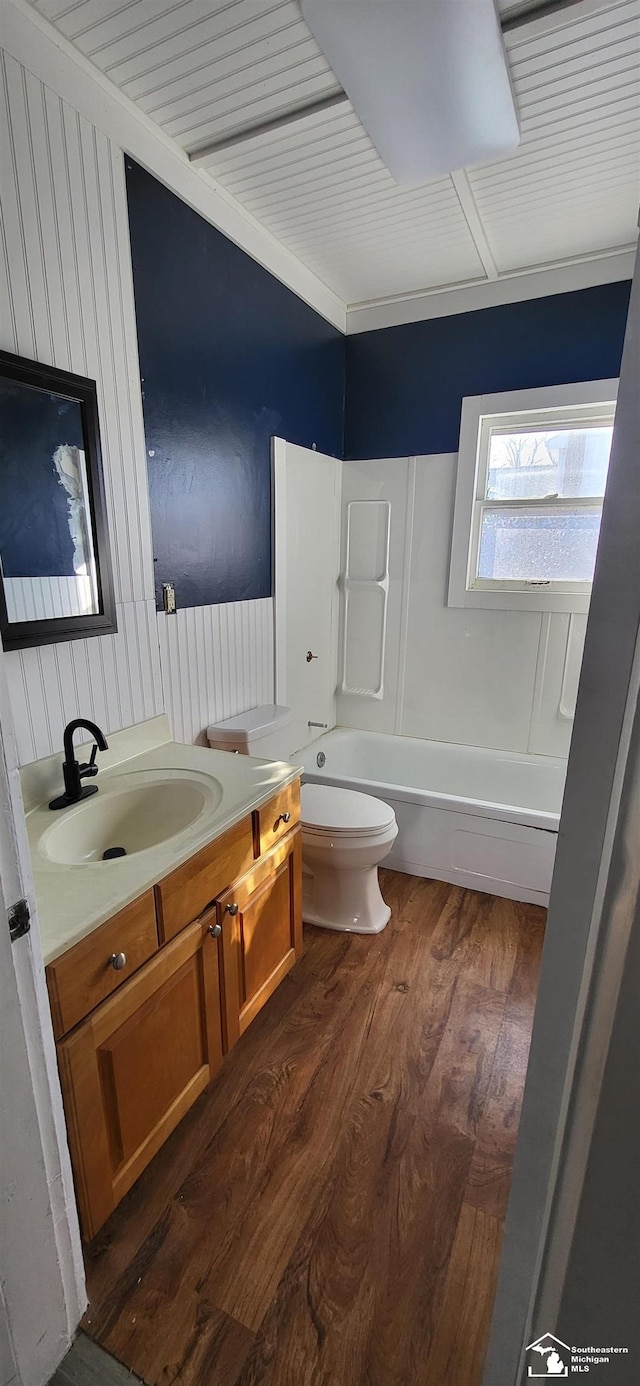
[
  {"x1": 57, "y1": 918, "x2": 223, "y2": 1241},
  {"x1": 218, "y1": 829, "x2": 302, "y2": 1050}
]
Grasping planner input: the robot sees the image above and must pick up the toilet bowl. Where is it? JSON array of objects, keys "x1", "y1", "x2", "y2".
[
  {"x1": 300, "y1": 784, "x2": 398, "y2": 934},
  {"x1": 207, "y1": 707, "x2": 398, "y2": 934}
]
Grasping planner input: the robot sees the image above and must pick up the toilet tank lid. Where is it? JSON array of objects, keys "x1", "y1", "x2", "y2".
[{"x1": 207, "y1": 704, "x2": 292, "y2": 743}]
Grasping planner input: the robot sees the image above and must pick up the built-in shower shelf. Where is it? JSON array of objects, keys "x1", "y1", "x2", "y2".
[{"x1": 340, "y1": 499, "x2": 390, "y2": 700}]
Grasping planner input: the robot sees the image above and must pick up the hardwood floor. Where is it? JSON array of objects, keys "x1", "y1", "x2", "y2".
[{"x1": 82, "y1": 871, "x2": 545, "y2": 1386}]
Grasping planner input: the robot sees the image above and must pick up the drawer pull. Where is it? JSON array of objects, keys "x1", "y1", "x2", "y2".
[
  {"x1": 110, "y1": 951, "x2": 127, "y2": 971},
  {"x1": 273, "y1": 812, "x2": 291, "y2": 831},
  {"x1": 225, "y1": 902, "x2": 239, "y2": 917},
  {"x1": 207, "y1": 922, "x2": 222, "y2": 938}
]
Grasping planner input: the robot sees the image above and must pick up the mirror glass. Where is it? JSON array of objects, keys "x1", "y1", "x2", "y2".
[
  {"x1": 0, "y1": 378, "x2": 100, "y2": 621},
  {"x1": 0, "y1": 351, "x2": 116, "y2": 651}
]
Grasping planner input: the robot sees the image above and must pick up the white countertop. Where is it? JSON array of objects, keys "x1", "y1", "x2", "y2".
[{"x1": 24, "y1": 718, "x2": 300, "y2": 964}]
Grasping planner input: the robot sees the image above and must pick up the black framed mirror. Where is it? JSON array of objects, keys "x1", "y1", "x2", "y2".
[{"x1": 0, "y1": 350, "x2": 117, "y2": 651}]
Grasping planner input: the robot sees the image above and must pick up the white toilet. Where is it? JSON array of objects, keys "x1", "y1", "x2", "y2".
[
  {"x1": 300, "y1": 782, "x2": 397, "y2": 933},
  {"x1": 207, "y1": 706, "x2": 398, "y2": 934}
]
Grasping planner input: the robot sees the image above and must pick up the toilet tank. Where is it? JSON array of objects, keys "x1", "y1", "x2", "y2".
[{"x1": 207, "y1": 705, "x2": 292, "y2": 760}]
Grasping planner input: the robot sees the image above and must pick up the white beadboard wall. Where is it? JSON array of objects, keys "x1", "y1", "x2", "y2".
[
  {"x1": 337, "y1": 454, "x2": 586, "y2": 758},
  {"x1": 0, "y1": 51, "x2": 153, "y2": 608},
  {"x1": 0, "y1": 47, "x2": 274, "y2": 765},
  {"x1": 4, "y1": 574, "x2": 95, "y2": 622},
  {"x1": 4, "y1": 600, "x2": 162, "y2": 764},
  {"x1": 157, "y1": 599, "x2": 274, "y2": 747}
]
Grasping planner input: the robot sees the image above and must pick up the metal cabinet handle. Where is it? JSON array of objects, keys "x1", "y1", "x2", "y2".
[
  {"x1": 225, "y1": 902, "x2": 239, "y2": 916},
  {"x1": 273, "y1": 811, "x2": 291, "y2": 831},
  {"x1": 110, "y1": 951, "x2": 127, "y2": 971},
  {"x1": 306, "y1": 650, "x2": 318, "y2": 662},
  {"x1": 207, "y1": 922, "x2": 222, "y2": 938}
]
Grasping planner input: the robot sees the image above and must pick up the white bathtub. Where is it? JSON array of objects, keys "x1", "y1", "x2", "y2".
[{"x1": 296, "y1": 728, "x2": 566, "y2": 906}]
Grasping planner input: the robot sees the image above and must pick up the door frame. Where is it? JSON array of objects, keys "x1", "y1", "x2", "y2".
[
  {"x1": 0, "y1": 646, "x2": 85, "y2": 1386},
  {"x1": 484, "y1": 247, "x2": 640, "y2": 1382}
]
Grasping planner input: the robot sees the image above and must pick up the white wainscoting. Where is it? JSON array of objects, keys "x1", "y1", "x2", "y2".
[
  {"x1": 1, "y1": 48, "x2": 275, "y2": 766},
  {"x1": 157, "y1": 599, "x2": 274, "y2": 747},
  {"x1": 4, "y1": 575, "x2": 96, "y2": 623},
  {"x1": 337, "y1": 454, "x2": 587, "y2": 759},
  {"x1": 4, "y1": 599, "x2": 163, "y2": 765},
  {"x1": 0, "y1": 49, "x2": 155, "y2": 609},
  {"x1": 0, "y1": 49, "x2": 166, "y2": 764}
]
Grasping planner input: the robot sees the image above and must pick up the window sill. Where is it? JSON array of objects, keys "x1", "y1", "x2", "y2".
[{"x1": 447, "y1": 584, "x2": 591, "y2": 614}]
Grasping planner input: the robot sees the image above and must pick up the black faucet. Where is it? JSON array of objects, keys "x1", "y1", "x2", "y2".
[{"x1": 49, "y1": 718, "x2": 109, "y2": 810}]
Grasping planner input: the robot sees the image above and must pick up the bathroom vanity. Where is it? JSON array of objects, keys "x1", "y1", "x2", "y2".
[{"x1": 23, "y1": 718, "x2": 302, "y2": 1241}]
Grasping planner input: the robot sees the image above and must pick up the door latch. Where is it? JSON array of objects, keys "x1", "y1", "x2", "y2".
[{"x1": 8, "y1": 898, "x2": 31, "y2": 942}]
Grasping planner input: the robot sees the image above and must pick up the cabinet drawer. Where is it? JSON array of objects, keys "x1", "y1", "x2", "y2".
[
  {"x1": 46, "y1": 891, "x2": 158, "y2": 1040},
  {"x1": 156, "y1": 814, "x2": 254, "y2": 943},
  {"x1": 255, "y1": 781, "x2": 301, "y2": 857}
]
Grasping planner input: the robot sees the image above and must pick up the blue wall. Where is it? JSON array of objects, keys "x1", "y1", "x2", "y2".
[
  {"x1": 343, "y1": 281, "x2": 632, "y2": 460},
  {"x1": 125, "y1": 155, "x2": 631, "y2": 607},
  {"x1": 125, "y1": 160, "x2": 344, "y2": 609}
]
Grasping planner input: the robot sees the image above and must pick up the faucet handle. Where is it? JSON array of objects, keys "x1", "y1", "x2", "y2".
[{"x1": 79, "y1": 744, "x2": 99, "y2": 778}]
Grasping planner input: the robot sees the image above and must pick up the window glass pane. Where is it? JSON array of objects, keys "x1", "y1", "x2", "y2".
[
  {"x1": 487, "y1": 426, "x2": 612, "y2": 501},
  {"x1": 477, "y1": 507, "x2": 602, "y2": 583}
]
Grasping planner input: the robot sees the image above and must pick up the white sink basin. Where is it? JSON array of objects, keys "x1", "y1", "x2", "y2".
[{"x1": 40, "y1": 772, "x2": 223, "y2": 865}]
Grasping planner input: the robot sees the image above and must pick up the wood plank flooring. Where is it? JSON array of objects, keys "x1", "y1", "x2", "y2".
[{"x1": 82, "y1": 871, "x2": 545, "y2": 1386}]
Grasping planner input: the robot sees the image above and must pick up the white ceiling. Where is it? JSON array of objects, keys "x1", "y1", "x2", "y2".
[{"x1": 28, "y1": 0, "x2": 640, "y2": 312}]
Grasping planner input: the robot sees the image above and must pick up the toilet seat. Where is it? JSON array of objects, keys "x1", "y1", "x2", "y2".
[{"x1": 301, "y1": 783, "x2": 395, "y2": 837}]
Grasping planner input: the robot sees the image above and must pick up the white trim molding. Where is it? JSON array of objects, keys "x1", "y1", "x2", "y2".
[
  {"x1": 0, "y1": 644, "x2": 86, "y2": 1383},
  {"x1": 448, "y1": 379, "x2": 619, "y2": 615},
  {"x1": 345, "y1": 247, "x2": 636, "y2": 334}
]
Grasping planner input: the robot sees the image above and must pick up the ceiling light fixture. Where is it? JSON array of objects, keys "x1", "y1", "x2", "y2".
[{"x1": 301, "y1": 0, "x2": 521, "y2": 185}]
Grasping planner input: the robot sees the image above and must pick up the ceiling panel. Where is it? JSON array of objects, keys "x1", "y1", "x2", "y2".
[
  {"x1": 32, "y1": 1, "x2": 342, "y2": 148},
  {"x1": 470, "y1": 0, "x2": 640, "y2": 272},
  {"x1": 28, "y1": 0, "x2": 640, "y2": 308},
  {"x1": 208, "y1": 103, "x2": 486, "y2": 301}
]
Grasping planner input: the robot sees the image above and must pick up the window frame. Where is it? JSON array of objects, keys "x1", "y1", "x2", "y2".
[{"x1": 448, "y1": 379, "x2": 618, "y2": 614}]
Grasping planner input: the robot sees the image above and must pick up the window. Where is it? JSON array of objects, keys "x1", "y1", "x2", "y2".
[{"x1": 448, "y1": 380, "x2": 618, "y2": 613}]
